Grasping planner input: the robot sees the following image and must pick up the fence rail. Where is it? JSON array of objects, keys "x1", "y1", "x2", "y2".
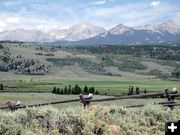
[{"x1": 0, "y1": 90, "x2": 180, "y2": 111}]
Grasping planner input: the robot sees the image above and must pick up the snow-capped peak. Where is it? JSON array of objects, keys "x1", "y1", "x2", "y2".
[
  {"x1": 109, "y1": 24, "x2": 133, "y2": 35},
  {"x1": 160, "y1": 19, "x2": 178, "y2": 27},
  {"x1": 135, "y1": 24, "x2": 158, "y2": 30},
  {"x1": 65, "y1": 23, "x2": 107, "y2": 41},
  {"x1": 47, "y1": 29, "x2": 68, "y2": 40},
  {"x1": 159, "y1": 19, "x2": 180, "y2": 33},
  {"x1": 0, "y1": 29, "x2": 53, "y2": 42}
]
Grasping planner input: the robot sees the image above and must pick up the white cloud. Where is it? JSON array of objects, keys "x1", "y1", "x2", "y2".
[
  {"x1": 173, "y1": 12, "x2": 180, "y2": 24},
  {"x1": 84, "y1": 1, "x2": 180, "y2": 28},
  {"x1": 150, "y1": 1, "x2": 160, "y2": 7},
  {"x1": 6, "y1": 17, "x2": 20, "y2": 23},
  {"x1": 0, "y1": 0, "x2": 179, "y2": 31},
  {"x1": 36, "y1": 24, "x2": 59, "y2": 31},
  {"x1": 92, "y1": 0, "x2": 106, "y2": 5},
  {"x1": 0, "y1": 21, "x2": 7, "y2": 27}
]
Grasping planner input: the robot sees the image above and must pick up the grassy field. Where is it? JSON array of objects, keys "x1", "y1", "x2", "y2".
[
  {"x1": 0, "y1": 92, "x2": 172, "y2": 106},
  {"x1": 1, "y1": 76, "x2": 180, "y2": 95}
]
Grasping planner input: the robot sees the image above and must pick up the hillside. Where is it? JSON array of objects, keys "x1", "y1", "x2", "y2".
[{"x1": 0, "y1": 43, "x2": 180, "y2": 79}]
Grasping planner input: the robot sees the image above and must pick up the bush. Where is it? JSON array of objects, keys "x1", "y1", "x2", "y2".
[
  {"x1": 35, "y1": 52, "x2": 43, "y2": 55},
  {"x1": 148, "y1": 69, "x2": 163, "y2": 77},
  {"x1": 0, "y1": 104, "x2": 180, "y2": 135},
  {"x1": 0, "y1": 66, "x2": 8, "y2": 72},
  {"x1": 119, "y1": 60, "x2": 147, "y2": 72},
  {"x1": 44, "y1": 53, "x2": 54, "y2": 56}
]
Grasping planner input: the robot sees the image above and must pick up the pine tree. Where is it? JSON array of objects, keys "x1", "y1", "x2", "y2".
[
  {"x1": 78, "y1": 87, "x2": 82, "y2": 94},
  {"x1": 89, "y1": 87, "x2": 92, "y2": 93},
  {"x1": 135, "y1": 86, "x2": 140, "y2": 95},
  {"x1": 60, "y1": 89, "x2": 64, "y2": 94},
  {"x1": 72, "y1": 88, "x2": 75, "y2": 94},
  {"x1": 57, "y1": 88, "x2": 60, "y2": 94},
  {"x1": 129, "y1": 86, "x2": 134, "y2": 95},
  {"x1": 84, "y1": 86, "x2": 88, "y2": 94},
  {"x1": 74, "y1": 84, "x2": 82, "y2": 94},
  {"x1": 0, "y1": 83, "x2": 4, "y2": 91},
  {"x1": 144, "y1": 88, "x2": 147, "y2": 94},
  {"x1": 91, "y1": 87, "x2": 95, "y2": 93},
  {"x1": 131, "y1": 86, "x2": 134, "y2": 95},
  {"x1": 89, "y1": 87, "x2": 95, "y2": 93},
  {"x1": 68, "y1": 85, "x2": 71, "y2": 94},
  {"x1": 74, "y1": 84, "x2": 79, "y2": 94},
  {"x1": 64, "y1": 86, "x2": 68, "y2": 94},
  {"x1": 52, "y1": 86, "x2": 56, "y2": 93},
  {"x1": 95, "y1": 90, "x2": 99, "y2": 95},
  {"x1": 128, "y1": 85, "x2": 131, "y2": 95}
]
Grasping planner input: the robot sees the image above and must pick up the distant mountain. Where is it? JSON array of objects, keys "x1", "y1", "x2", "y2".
[
  {"x1": 0, "y1": 29, "x2": 53, "y2": 42},
  {"x1": 159, "y1": 19, "x2": 180, "y2": 34},
  {"x1": 47, "y1": 29, "x2": 68, "y2": 40},
  {"x1": 109, "y1": 24, "x2": 134, "y2": 35},
  {"x1": 72, "y1": 20, "x2": 180, "y2": 45},
  {"x1": 0, "y1": 20, "x2": 180, "y2": 45},
  {"x1": 64, "y1": 23, "x2": 107, "y2": 41},
  {"x1": 0, "y1": 23, "x2": 106, "y2": 42}
]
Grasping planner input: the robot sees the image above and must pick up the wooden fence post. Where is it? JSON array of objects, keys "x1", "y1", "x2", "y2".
[{"x1": 164, "y1": 89, "x2": 174, "y2": 111}]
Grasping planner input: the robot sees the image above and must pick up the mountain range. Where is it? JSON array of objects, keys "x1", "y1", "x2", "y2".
[{"x1": 0, "y1": 19, "x2": 180, "y2": 45}]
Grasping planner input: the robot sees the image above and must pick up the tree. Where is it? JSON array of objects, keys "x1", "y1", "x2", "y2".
[
  {"x1": 74, "y1": 84, "x2": 82, "y2": 94},
  {"x1": 128, "y1": 85, "x2": 134, "y2": 95},
  {"x1": 135, "y1": 87, "x2": 140, "y2": 95},
  {"x1": 91, "y1": 87, "x2": 95, "y2": 93},
  {"x1": 130, "y1": 86, "x2": 134, "y2": 95},
  {"x1": 144, "y1": 89, "x2": 147, "y2": 94},
  {"x1": 72, "y1": 88, "x2": 75, "y2": 94},
  {"x1": 64, "y1": 86, "x2": 68, "y2": 94},
  {"x1": 74, "y1": 84, "x2": 79, "y2": 94},
  {"x1": 60, "y1": 89, "x2": 64, "y2": 94},
  {"x1": 89, "y1": 87, "x2": 95, "y2": 93},
  {"x1": 68, "y1": 85, "x2": 72, "y2": 94},
  {"x1": 78, "y1": 87, "x2": 82, "y2": 94},
  {"x1": 0, "y1": 83, "x2": 3, "y2": 91},
  {"x1": 56, "y1": 88, "x2": 60, "y2": 94},
  {"x1": 128, "y1": 85, "x2": 131, "y2": 95},
  {"x1": 83, "y1": 86, "x2": 88, "y2": 94},
  {"x1": 52, "y1": 86, "x2": 56, "y2": 93},
  {"x1": 95, "y1": 90, "x2": 99, "y2": 95}
]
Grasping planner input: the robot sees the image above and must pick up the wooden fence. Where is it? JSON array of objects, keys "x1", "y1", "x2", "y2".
[{"x1": 0, "y1": 89, "x2": 180, "y2": 111}]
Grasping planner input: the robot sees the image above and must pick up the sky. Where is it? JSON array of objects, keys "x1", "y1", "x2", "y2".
[{"x1": 0, "y1": 0, "x2": 179, "y2": 32}]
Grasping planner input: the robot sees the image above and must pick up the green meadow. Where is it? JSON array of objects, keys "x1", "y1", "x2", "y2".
[{"x1": 1, "y1": 76, "x2": 179, "y2": 95}]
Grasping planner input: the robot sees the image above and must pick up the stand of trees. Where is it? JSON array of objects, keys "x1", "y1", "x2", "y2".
[
  {"x1": 128, "y1": 85, "x2": 147, "y2": 95},
  {"x1": 52, "y1": 84, "x2": 99, "y2": 95},
  {"x1": 75, "y1": 45, "x2": 180, "y2": 61},
  {"x1": 0, "y1": 47, "x2": 51, "y2": 74}
]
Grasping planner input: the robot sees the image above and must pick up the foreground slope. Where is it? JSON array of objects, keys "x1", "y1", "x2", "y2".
[{"x1": 0, "y1": 104, "x2": 179, "y2": 135}]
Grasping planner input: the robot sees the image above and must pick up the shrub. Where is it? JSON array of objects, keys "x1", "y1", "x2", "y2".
[
  {"x1": 119, "y1": 60, "x2": 147, "y2": 72},
  {"x1": 0, "y1": 65, "x2": 8, "y2": 72},
  {"x1": 35, "y1": 52, "x2": 43, "y2": 55},
  {"x1": 0, "y1": 105, "x2": 180, "y2": 135}
]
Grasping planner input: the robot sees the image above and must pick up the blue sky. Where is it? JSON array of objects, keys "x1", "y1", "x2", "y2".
[{"x1": 0, "y1": 0, "x2": 179, "y2": 31}]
